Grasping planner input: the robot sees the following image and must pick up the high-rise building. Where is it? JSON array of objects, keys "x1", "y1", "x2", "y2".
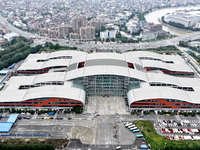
[
  {"x1": 72, "y1": 15, "x2": 88, "y2": 34},
  {"x1": 80, "y1": 26, "x2": 95, "y2": 40},
  {"x1": 89, "y1": 18, "x2": 107, "y2": 30},
  {"x1": 69, "y1": 33, "x2": 80, "y2": 40},
  {"x1": 58, "y1": 25, "x2": 73, "y2": 38}
]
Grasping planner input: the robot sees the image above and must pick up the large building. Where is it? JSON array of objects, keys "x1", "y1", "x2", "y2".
[
  {"x1": 165, "y1": 14, "x2": 200, "y2": 28},
  {"x1": 1, "y1": 50, "x2": 200, "y2": 111},
  {"x1": 58, "y1": 25, "x2": 73, "y2": 38},
  {"x1": 89, "y1": 18, "x2": 106, "y2": 30},
  {"x1": 80, "y1": 26, "x2": 95, "y2": 40},
  {"x1": 100, "y1": 30, "x2": 116, "y2": 40},
  {"x1": 72, "y1": 15, "x2": 88, "y2": 34}
]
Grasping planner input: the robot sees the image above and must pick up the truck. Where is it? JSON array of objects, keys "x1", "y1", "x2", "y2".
[
  {"x1": 130, "y1": 127, "x2": 138, "y2": 131},
  {"x1": 9, "y1": 64, "x2": 15, "y2": 69},
  {"x1": 49, "y1": 112, "x2": 54, "y2": 115},
  {"x1": 188, "y1": 50, "x2": 193, "y2": 53},
  {"x1": 30, "y1": 36, "x2": 36, "y2": 39},
  {"x1": 116, "y1": 146, "x2": 121, "y2": 150}
]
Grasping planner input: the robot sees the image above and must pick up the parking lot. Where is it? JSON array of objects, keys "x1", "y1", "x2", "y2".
[
  {"x1": 10, "y1": 119, "x2": 71, "y2": 139},
  {"x1": 2, "y1": 110, "x2": 200, "y2": 149},
  {"x1": 85, "y1": 96, "x2": 129, "y2": 115},
  {"x1": 155, "y1": 117, "x2": 200, "y2": 141}
]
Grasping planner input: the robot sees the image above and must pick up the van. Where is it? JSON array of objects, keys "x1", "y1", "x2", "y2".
[
  {"x1": 116, "y1": 146, "x2": 121, "y2": 150},
  {"x1": 130, "y1": 127, "x2": 137, "y2": 131},
  {"x1": 125, "y1": 123, "x2": 132, "y2": 127},
  {"x1": 128, "y1": 125, "x2": 135, "y2": 129}
]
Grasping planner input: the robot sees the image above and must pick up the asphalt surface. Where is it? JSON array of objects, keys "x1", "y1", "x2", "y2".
[{"x1": 1, "y1": 111, "x2": 200, "y2": 149}]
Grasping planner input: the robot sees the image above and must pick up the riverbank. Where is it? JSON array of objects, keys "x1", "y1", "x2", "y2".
[
  {"x1": 145, "y1": 4, "x2": 200, "y2": 35},
  {"x1": 160, "y1": 15, "x2": 200, "y2": 33},
  {"x1": 159, "y1": 18, "x2": 193, "y2": 34}
]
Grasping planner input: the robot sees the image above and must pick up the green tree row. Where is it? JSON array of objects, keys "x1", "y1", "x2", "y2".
[
  {"x1": 0, "y1": 144, "x2": 54, "y2": 150},
  {"x1": 39, "y1": 42, "x2": 77, "y2": 53},
  {"x1": 188, "y1": 52, "x2": 200, "y2": 63},
  {"x1": 0, "y1": 41, "x2": 42, "y2": 70}
]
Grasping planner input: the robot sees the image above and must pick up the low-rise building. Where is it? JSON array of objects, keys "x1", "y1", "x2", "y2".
[
  {"x1": 100, "y1": 30, "x2": 116, "y2": 40},
  {"x1": 127, "y1": 24, "x2": 139, "y2": 33},
  {"x1": 3, "y1": 32, "x2": 19, "y2": 41}
]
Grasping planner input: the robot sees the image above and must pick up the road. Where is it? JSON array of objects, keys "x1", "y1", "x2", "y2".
[
  {"x1": 176, "y1": 45, "x2": 200, "y2": 77},
  {"x1": 59, "y1": 32, "x2": 200, "y2": 52},
  {"x1": 1, "y1": 14, "x2": 200, "y2": 52}
]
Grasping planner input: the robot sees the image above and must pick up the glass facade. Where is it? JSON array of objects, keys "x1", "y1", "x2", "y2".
[{"x1": 72, "y1": 75, "x2": 141, "y2": 96}]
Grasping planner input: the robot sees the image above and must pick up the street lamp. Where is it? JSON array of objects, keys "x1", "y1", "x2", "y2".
[{"x1": 164, "y1": 142, "x2": 167, "y2": 149}]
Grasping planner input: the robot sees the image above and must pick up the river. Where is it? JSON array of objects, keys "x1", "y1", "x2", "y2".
[{"x1": 145, "y1": 5, "x2": 200, "y2": 36}]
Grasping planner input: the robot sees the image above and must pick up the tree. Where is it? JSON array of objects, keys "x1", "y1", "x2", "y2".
[
  {"x1": 106, "y1": 38, "x2": 110, "y2": 42},
  {"x1": 30, "y1": 47, "x2": 37, "y2": 53},
  {"x1": 179, "y1": 41, "x2": 188, "y2": 47},
  {"x1": 73, "y1": 105, "x2": 83, "y2": 114},
  {"x1": 45, "y1": 42, "x2": 49, "y2": 47},
  {"x1": 137, "y1": 12, "x2": 146, "y2": 21},
  {"x1": 116, "y1": 32, "x2": 121, "y2": 38},
  {"x1": 111, "y1": 38, "x2": 115, "y2": 42},
  {"x1": 12, "y1": 53, "x2": 23, "y2": 62},
  {"x1": 54, "y1": 43, "x2": 61, "y2": 49},
  {"x1": 10, "y1": 108, "x2": 16, "y2": 113}
]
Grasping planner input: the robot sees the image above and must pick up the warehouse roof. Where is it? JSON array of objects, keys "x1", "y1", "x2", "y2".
[
  {"x1": 0, "y1": 122, "x2": 13, "y2": 132},
  {"x1": 127, "y1": 87, "x2": 192, "y2": 105},
  {"x1": 7, "y1": 114, "x2": 18, "y2": 123}
]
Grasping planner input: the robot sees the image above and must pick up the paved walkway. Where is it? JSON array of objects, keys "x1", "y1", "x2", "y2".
[
  {"x1": 85, "y1": 96, "x2": 130, "y2": 115},
  {"x1": 69, "y1": 120, "x2": 97, "y2": 144}
]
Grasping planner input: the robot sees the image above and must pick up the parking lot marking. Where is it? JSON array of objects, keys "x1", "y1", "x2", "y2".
[
  {"x1": 108, "y1": 97, "x2": 110, "y2": 115},
  {"x1": 119, "y1": 96, "x2": 123, "y2": 114},
  {"x1": 92, "y1": 96, "x2": 94, "y2": 114},
  {"x1": 114, "y1": 96, "x2": 116, "y2": 114}
]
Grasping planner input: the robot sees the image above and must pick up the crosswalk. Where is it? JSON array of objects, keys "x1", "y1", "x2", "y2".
[{"x1": 84, "y1": 96, "x2": 130, "y2": 115}]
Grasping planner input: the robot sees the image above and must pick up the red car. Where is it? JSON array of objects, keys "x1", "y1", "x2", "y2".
[
  {"x1": 161, "y1": 128, "x2": 166, "y2": 133},
  {"x1": 169, "y1": 129, "x2": 173, "y2": 133},
  {"x1": 181, "y1": 129, "x2": 185, "y2": 133},
  {"x1": 188, "y1": 129, "x2": 192, "y2": 132},
  {"x1": 166, "y1": 136, "x2": 170, "y2": 140},
  {"x1": 198, "y1": 129, "x2": 200, "y2": 133}
]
